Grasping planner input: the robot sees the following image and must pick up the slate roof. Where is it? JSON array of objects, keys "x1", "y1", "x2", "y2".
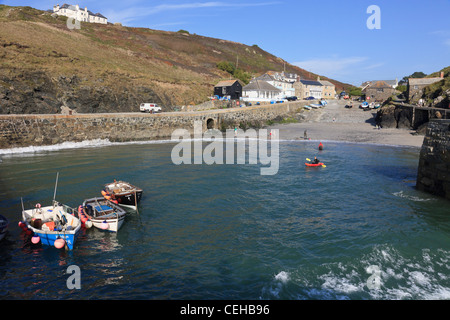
[
  {"x1": 243, "y1": 80, "x2": 281, "y2": 92},
  {"x1": 299, "y1": 80, "x2": 323, "y2": 86},
  {"x1": 215, "y1": 80, "x2": 243, "y2": 87},
  {"x1": 319, "y1": 80, "x2": 335, "y2": 87},
  {"x1": 408, "y1": 77, "x2": 443, "y2": 86}
]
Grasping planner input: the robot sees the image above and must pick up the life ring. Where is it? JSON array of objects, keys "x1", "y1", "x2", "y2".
[{"x1": 35, "y1": 203, "x2": 41, "y2": 209}]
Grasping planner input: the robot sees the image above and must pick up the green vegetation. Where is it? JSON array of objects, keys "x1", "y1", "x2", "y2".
[
  {"x1": 177, "y1": 29, "x2": 190, "y2": 34},
  {"x1": 216, "y1": 61, "x2": 252, "y2": 84},
  {"x1": 348, "y1": 86, "x2": 362, "y2": 96}
]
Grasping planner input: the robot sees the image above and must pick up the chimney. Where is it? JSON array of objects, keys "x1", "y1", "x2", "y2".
[{"x1": 440, "y1": 72, "x2": 444, "y2": 78}]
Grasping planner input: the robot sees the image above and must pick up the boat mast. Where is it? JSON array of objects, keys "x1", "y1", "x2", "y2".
[{"x1": 53, "y1": 172, "x2": 59, "y2": 202}]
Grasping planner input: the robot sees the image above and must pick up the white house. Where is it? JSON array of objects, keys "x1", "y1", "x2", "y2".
[
  {"x1": 242, "y1": 80, "x2": 282, "y2": 102},
  {"x1": 254, "y1": 73, "x2": 295, "y2": 98},
  {"x1": 53, "y1": 4, "x2": 108, "y2": 24}
]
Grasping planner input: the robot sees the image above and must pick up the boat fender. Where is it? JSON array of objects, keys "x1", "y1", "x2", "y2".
[
  {"x1": 85, "y1": 220, "x2": 93, "y2": 229},
  {"x1": 31, "y1": 234, "x2": 41, "y2": 244},
  {"x1": 54, "y1": 238, "x2": 65, "y2": 249},
  {"x1": 100, "y1": 221, "x2": 109, "y2": 230},
  {"x1": 101, "y1": 190, "x2": 111, "y2": 200}
]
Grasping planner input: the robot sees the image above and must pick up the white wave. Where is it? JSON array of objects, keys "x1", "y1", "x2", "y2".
[
  {"x1": 275, "y1": 271, "x2": 290, "y2": 284},
  {"x1": 392, "y1": 190, "x2": 435, "y2": 202},
  {"x1": 0, "y1": 138, "x2": 178, "y2": 156}
]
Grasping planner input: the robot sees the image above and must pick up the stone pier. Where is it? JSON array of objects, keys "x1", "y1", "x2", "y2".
[
  {"x1": 416, "y1": 119, "x2": 450, "y2": 200},
  {"x1": 0, "y1": 101, "x2": 310, "y2": 149}
]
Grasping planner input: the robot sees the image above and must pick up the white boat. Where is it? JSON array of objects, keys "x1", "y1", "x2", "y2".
[
  {"x1": 20, "y1": 173, "x2": 82, "y2": 250},
  {"x1": 81, "y1": 197, "x2": 127, "y2": 232},
  {"x1": 0, "y1": 214, "x2": 8, "y2": 242},
  {"x1": 21, "y1": 201, "x2": 82, "y2": 250},
  {"x1": 304, "y1": 105, "x2": 312, "y2": 110}
]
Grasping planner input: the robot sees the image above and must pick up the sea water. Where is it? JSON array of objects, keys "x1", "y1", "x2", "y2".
[{"x1": 0, "y1": 139, "x2": 449, "y2": 300}]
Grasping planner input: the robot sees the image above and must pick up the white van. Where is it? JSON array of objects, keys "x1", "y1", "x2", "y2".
[{"x1": 140, "y1": 103, "x2": 161, "y2": 113}]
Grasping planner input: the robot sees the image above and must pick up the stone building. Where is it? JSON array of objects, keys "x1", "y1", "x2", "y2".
[
  {"x1": 362, "y1": 80, "x2": 396, "y2": 102},
  {"x1": 53, "y1": 4, "x2": 108, "y2": 24},
  {"x1": 407, "y1": 73, "x2": 444, "y2": 103},
  {"x1": 294, "y1": 80, "x2": 323, "y2": 100},
  {"x1": 319, "y1": 80, "x2": 336, "y2": 99}
]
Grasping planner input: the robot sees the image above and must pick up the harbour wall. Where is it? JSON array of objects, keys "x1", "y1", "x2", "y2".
[
  {"x1": 0, "y1": 101, "x2": 310, "y2": 149},
  {"x1": 416, "y1": 119, "x2": 450, "y2": 200}
]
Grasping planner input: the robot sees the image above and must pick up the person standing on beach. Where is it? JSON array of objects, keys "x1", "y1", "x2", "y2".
[{"x1": 304, "y1": 130, "x2": 307, "y2": 139}]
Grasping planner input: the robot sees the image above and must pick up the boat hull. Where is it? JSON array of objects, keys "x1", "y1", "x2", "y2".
[
  {"x1": 82, "y1": 197, "x2": 127, "y2": 232},
  {"x1": 31, "y1": 229, "x2": 80, "y2": 250},
  {"x1": 305, "y1": 162, "x2": 324, "y2": 167},
  {"x1": 103, "y1": 181, "x2": 143, "y2": 210}
]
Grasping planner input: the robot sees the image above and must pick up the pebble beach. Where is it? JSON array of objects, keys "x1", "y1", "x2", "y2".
[{"x1": 268, "y1": 100, "x2": 425, "y2": 148}]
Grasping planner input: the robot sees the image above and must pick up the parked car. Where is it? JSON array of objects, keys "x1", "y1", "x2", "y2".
[
  {"x1": 285, "y1": 96, "x2": 298, "y2": 101},
  {"x1": 140, "y1": 103, "x2": 161, "y2": 113},
  {"x1": 305, "y1": 96, "x2": 315, "y2": 100}
]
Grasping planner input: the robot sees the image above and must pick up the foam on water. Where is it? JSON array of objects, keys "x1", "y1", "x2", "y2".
[
  {"x1": 0, "y1": 138, "x2": 177, "y2": 156},
  {"x1": 392, "y1": 190, "x2": 435, "y2": 202},
  {"x1": 261, "y1": 245, "x2": 450, "y2": 300}
]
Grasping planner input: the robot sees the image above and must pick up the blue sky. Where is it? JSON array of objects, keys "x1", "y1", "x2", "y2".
[{"x1": 2, "y1": 0, "x2": 450, "y2": 86}]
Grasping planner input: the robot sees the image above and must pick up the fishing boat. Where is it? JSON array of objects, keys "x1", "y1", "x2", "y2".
[
  {"x1": 81, "y1": 197, "x2": 127, "y2": 232},
  {"x1": 19, "y1": 173, "x2": 81, "y2": 250},
  {"x1": 21, "y1": 200, "x2": 81, "y2": 250},
  {"x1": 304, "y1": 105, "x2": 312, "y2": 110},
  {"x1": 102, "y1": 180, "x2": 143, "y2": 210},
  {"x1": 0, "y1": 214, "x2": 8, "y2": 241}
]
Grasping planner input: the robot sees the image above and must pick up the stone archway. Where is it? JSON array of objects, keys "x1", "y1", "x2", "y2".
[{"x1": 206, "y1": 118, "x2": 215, "y2": 129}]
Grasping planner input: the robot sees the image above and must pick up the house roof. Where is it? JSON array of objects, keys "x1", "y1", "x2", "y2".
[
  {"x1": 243, "y1": 80, "x2": 281, "y2": 92},
  {"x1": 319, "y1": 80, "x2": 335, "y2": 87},
  {"x1": 361, "y1": 79, "x2": 398, "y2": 89},
  {"x1": 214, "y1": 80, "x2": 243, "y2": 87},
  {"x1": 369, "y1": 81, "x2": 392, "y2": 88},
  {"x1": 254, "y1": 74, "x2": 275, "y2": 82},
  {"x1": 408, "y1": 77, "x2": 443, "y2": 86},
  {"x1": 299, "y1": 80, "x2": 323, "y2": 86}
]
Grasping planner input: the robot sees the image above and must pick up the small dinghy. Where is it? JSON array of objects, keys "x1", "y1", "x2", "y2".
[
  {"x1": 19, "y1": 173, "x2": 81, "y2": 250},
  {"x1": 102, "y1": 180, "x2": 143, "y2": 210},
  {"x1": 81, "y1": 197, "x2": 127, "y2": 232},
  {"x1": 21, "y1": 201, "x2": 81, "y2": 250}
]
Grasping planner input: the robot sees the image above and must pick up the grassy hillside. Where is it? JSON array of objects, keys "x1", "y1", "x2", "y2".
[
  {"x1": 423, "y1": 66, "x2": 450, "y2": 109},
  {"x1": 0, "y1": 5, "x2": 350, "y2": 114}
]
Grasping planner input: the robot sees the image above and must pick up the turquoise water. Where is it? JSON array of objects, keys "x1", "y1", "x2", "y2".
[{"x1": 0, "y1": 139, "x2": 449, "y2": 300}]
